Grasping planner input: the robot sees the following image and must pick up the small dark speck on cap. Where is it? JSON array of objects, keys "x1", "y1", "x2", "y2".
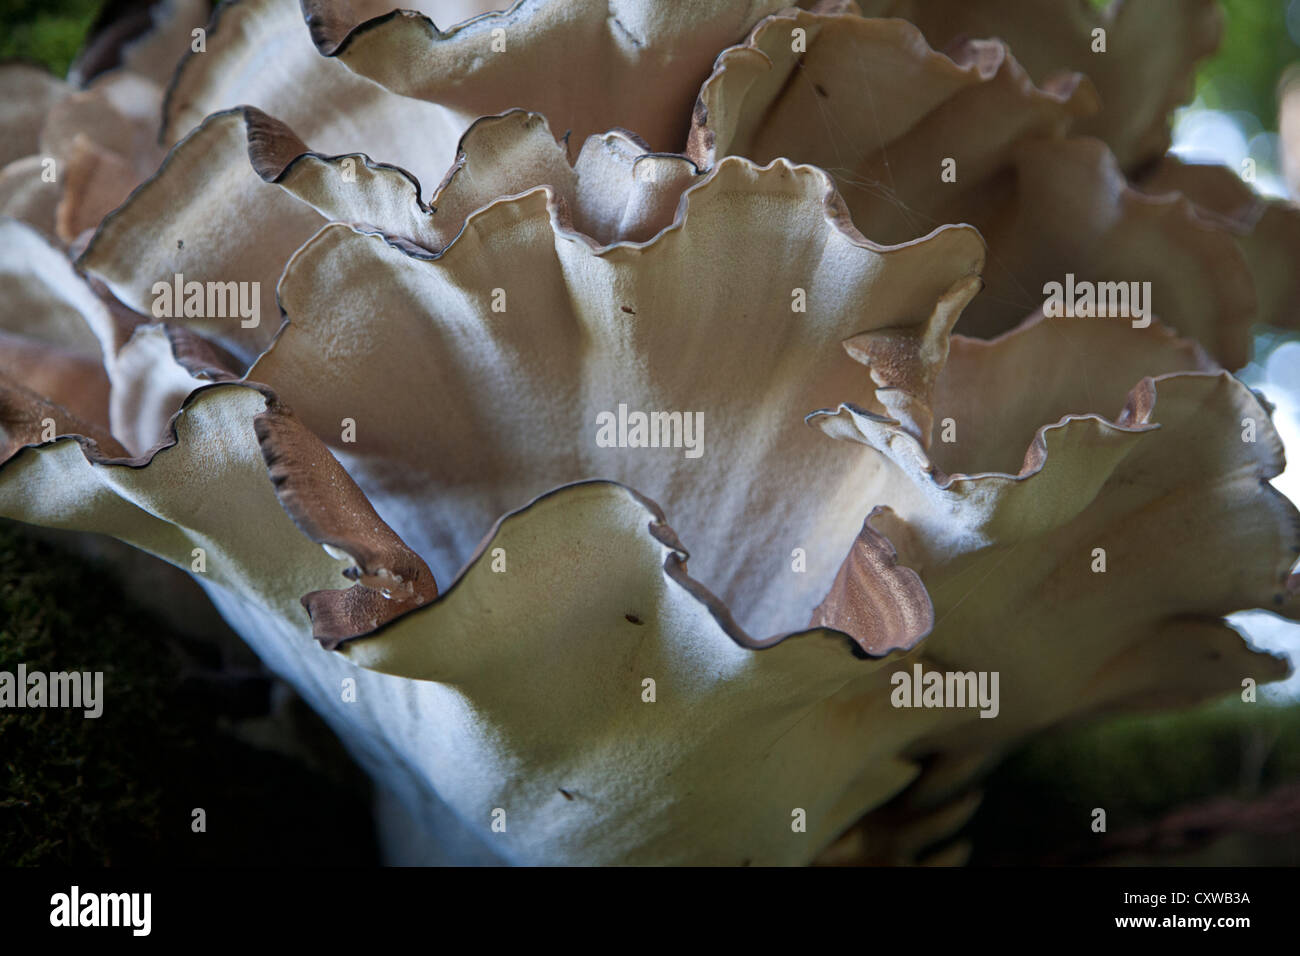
[{"x1": 625, "y1": 613, "x2": 643, "y2": 625}]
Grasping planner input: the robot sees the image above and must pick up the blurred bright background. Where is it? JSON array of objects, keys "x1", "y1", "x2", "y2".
[{"x1": 1168, "y1": 0, "x2": 1300, "y2": 702}]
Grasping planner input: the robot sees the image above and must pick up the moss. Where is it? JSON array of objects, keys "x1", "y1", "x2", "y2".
[
  {"x1": 1, "y1": 520, "x2": 378, "y2": 865},
  {"x1": 1, "y1": 520, "x2": 186, "y2": 863},
  {"x1": 0, "y1": 0, "x2": 100, "y2": 76},
  {"x1": 966, "y1": 700, "x2": 1300, "y2": 864}
]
